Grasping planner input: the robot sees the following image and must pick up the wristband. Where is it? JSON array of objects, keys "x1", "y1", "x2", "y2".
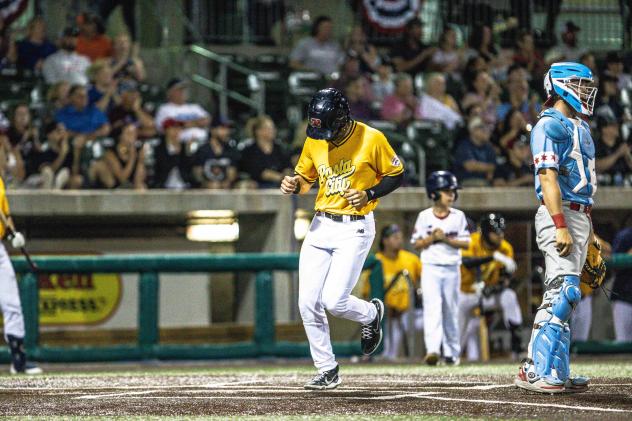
[
  {"x1": 293, "y1": 183, "x2": 301, "y2": 194},
  {"x1": 551, "y1": 213, "x2": 567, "y2": 229}
]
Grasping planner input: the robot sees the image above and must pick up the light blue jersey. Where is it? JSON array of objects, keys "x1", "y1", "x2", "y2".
[{"x1": 531, "y1": 108, "x2": 596, "y2": 206}]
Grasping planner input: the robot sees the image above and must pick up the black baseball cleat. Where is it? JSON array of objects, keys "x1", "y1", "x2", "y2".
[
  {"x1": 8, "y1": 335, "x2": 43, "y2": 375},
  {"x1": 304, "y1": 365, "x2": 341, "y2": 390},
  {"x1": 10, "y1": 361, "x2": 43, "y2": 375},
  {"x1": 361, "y1": 298, "x2": 384, "y2": 355}
]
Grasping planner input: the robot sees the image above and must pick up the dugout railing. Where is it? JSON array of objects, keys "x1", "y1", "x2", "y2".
[{"x1": 1, "y1": 254, "x2": 384, "y2": 363}]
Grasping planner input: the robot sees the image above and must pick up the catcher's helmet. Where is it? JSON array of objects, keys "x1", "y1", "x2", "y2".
[
  {"x1": 543, "y1": 62, "x2": 597, "y2": 116},
  {"x1": 426, "y1": 170, "x2": 460, "y2": 200},
  {"x1": 480, "y1": 213, "x2": 506, "y2": 245},
  {"x1": 306, "y1": 88, "x2": 351, "y2": 141}
]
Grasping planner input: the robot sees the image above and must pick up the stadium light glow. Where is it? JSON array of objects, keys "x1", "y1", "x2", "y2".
[{"x1": 186, "y1": 210, "x2": 239, "y2": 242}]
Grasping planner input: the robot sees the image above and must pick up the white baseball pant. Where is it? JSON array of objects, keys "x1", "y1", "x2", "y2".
[
  {"x1": 0, "y1": 242, "x2": 25, "y2": 341},
  {"x1": 422, "y1": 263, "x2": 460, "y2": 358},
  {"x1": 298, "y1": 212, "x2": 378, "y2": 373}
]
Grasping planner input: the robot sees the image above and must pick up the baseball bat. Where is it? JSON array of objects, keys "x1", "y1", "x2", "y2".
[
  {"x1": 0, "y1": 210, "x2": 38, "y2": 272},
  {"x1": 478, "y1": 306, "x2": 490, "y2": 362}
]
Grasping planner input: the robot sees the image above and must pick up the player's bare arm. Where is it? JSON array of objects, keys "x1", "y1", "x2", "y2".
[{"x1": 538, "y1": 167, "x2": 573, "y2": 257}]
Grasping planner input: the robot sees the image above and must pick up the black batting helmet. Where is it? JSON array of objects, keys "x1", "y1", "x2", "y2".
[
  {"x1": 480, "y1": 213, "x2": 506, "y2": 245},
  {"x1": 306, "y1": 88, "x2": 351, "y2": 141},
  {"x1": 426, "y1": 170, "x2": 460, "y2": 200}
]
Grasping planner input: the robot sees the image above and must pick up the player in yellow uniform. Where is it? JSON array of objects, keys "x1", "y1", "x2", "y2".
[
  {"x1": 459, "y1": 213, "x2": 523, "y2": 361},
  {"x1": 0, "y1": 177, "x2": 42, "y2": 374},
  {"x1": 363, "y1": 224, "x2": 422, "y2": 360},
  {"x1": 280, "y1": 88, "x2": 404, "y2": 389}
]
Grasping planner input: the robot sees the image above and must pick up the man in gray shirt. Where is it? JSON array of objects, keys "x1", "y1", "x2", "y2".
[
  {"x1": 289, "y1": 16, "x2": 344, "y2": 76},
  {"x1": 42, "y1": 27, "x2": 90, "y2": 86}
]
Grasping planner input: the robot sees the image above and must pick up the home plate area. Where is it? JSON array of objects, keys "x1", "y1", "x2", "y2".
[{"x1": 2, "y1": 370, "x2": 632, "y2": 419}]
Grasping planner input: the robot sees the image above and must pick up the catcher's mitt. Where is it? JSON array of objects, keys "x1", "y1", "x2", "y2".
[{"x1": 581, "y1": 239, "x2": 607, "y2": 289}]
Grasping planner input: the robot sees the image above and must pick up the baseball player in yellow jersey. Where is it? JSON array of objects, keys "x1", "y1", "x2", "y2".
[
  {"x1": 363, "y1": 224, "x2": 422, "y2": 360},
  {"x1": 280, "y1": 88, "x2": 404, "y2": 390},
  {"x1": 459, "y1": 213, "x2": 522, "y2": 361},
  {"x1": 0, "y1": 177, "x2": 42, "y2": 374}
]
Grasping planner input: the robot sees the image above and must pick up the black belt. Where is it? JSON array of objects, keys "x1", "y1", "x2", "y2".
[{"x1": 316, "y1": 211, "x2": 365, "y2": 222}]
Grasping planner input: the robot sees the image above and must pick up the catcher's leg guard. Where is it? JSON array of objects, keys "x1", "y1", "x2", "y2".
[{"x1": 532, "y1": 275, "x2": 581, "y2": 383}]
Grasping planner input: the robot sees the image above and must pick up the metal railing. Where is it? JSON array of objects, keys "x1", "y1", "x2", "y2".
[
  {"x1": 187, "y1": 45, "x2": 266, "y2": 118},
  {"x1": 3, "y1": 253, "x2": 384, "y2": 362}
]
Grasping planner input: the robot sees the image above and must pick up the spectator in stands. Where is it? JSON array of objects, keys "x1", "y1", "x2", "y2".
[
  {"x1": 595, "y1": 111, "x2": 632, "y2": 186},
  {"x1": 430, "y1": 26, "x2": 462, "y2": 76},
  {"x1": 466, "y1": 24, "x2": 498, "y2": 65},
  {"x1": 462, "y1": 55, "x2": 488, "y2": 89},
  {"x1": 453, "y1": 116, "x2": 496, "y2": 186},
  {"x1": 108, "y1": 80, "x2": 155, "y2": 138},
  {"x1": 155, "y1": 78, "x2": 211, "y2": 143},
  {"x1": 45, "y1": 81, "x2": 70, "y2": 123},
  {"x1": 496, "y1": 71, "x2": 540, "y2": 124},
  {"x1": 110, "y1": 33, "x2": 145, "y2": 81},
  {"x1": 380, "y1": 73, "x2": 421, "y2": 126},
  {"x1": 5, "y1": 103, "x2": 39, "y2": 184},
  {"x1": 419, "y1": 73, "x2": 462, "y2": 130},
  {"x1": 103, "y1": 123, "x2": 146, "y2": 189},
  {"x1": 604, "y1": 51, "x2": 632, "y2": 91},
  {"x1": 512, "y1": 30, "x2": 544, "y2": 78},
  {"x1": 596, "y1": 73, "x2": 626, "y2": 121},
  {"x1": 493, "y1": 137, "x2": 532, "y2": 187},
  {"x1": 345, "y1": 26, "x2": 380, "y2": 74},
  {"x1": 461, "y1": 70, "x2": 500, "y2": 129},
  {"x1": 0, "y1": 15, "x2": 16, "y2": 69},
  {"x1": 390, "y1": 17, "x2": 436, "y2": 76},
  {"x1": 15, "y1": 16, "x2": 56, "y2": 72},
  {"x1": 289, "y1": 15, "x2": 343, "y2": 76},
  {"x1": 31, "y1": 122, "x2": 74, "y2": 189},
  {"x1": 497, "y1": 107, "x2": 529, "y2": 151},
  {"x1": 239, "y1": 115, "x2": 292, "y2": 188},
  {"x1": 331, "y1": 53, "x2": 364, "y2": 92},
  {"x1": 0, "y1": 133, "x2": 23, "y2": 187},
  {"x1": 545, "y1": 21, "x2": 585, "y2": 64},
  {"x1": 87, "y1": 59, "x2": 119, "y2": 112},
  {"x1": 55, "y1": 84, "x2": 110, "y2": 139},
  {"x1": 345, "y1": 76, "x2": 375, "y2": 122},
  {"x1": 192, "y1": 117, "x2": 239, "y2": 189},
  {"x1": 611, "y1": 219, "x2": 632, "y2": 342},
  {"x1": 42, "y1": 27, "x2": 90, "y2": 85},
  {"x1": 371, "y1": 59, "x2": 395, "y2": 103},
  {"x1": 76, "y1": 12, "x2": 112, "y2": 62},
  {"x1": 579, "y1": 52, "x2": 598, "y2": 82},
  {"x1": 152, "y1": 119, "x2": 191, "y2": 189}
]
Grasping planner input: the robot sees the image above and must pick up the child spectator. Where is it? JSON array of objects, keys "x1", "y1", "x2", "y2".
[
  {"x1": 453, "y1": 117, "x2": 496, "y2": 186},
  {"x1": 380, "y1": 73, "x2": 421, "y2": 125},
  {"x1": 31, "y1": 122, "x2": 74, "y2": 189},
  {"x1": 192, "y1": 117, "x2": 239, "y2": 189},
  {"x1": 15, "y1": 16, "x2": 56, "y2": 72},
  {"x1": 108, "y1": 80, "x2": 155, "y2": 138},
  {"x1": 493, "y1": 137, "x2": 532, "y2": 187},
  {"x1": 239, "y1": 115, "x2": 292, "y2": 188},
  {"x1": 595, "y1": 111, "x2": 632, "y2": 186},
  {"x1": 87, "y1": 59, "x2": 119, "y2": 112},
  {"x1": 110, "y1": 33, "x2": 145, "y2": 81},
  {"x1": 289, "y1": 15, "x2": 344, "y2": 75},
  {"x1": 103, "y1": 123, "x2": 146, "y2": 189},
  {"x1": 152, "y1": 119, "x2": 191, "y2": 189},
  {"x1": 42, "y1": 27, "x2": 90, "y2": 85},
  {"x1": 390, "y1": 17, "x2": 436, "y2": 75},
  {"x1": 55, "y1": 85, "x2": 110, "y2": 139},
  {"x1": 155, "y1": 78, "x2": 211, "y2": 143},
  {"x1": 76, "y1": 12, "x2": 112, "y2": 61}
]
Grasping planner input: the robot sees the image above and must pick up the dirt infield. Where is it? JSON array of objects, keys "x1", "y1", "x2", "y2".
[{"x1": 1, "y1": 362, "x2": 631, "y2": 419}]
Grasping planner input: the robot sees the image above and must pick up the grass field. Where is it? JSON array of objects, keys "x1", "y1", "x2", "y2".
[{"x1": 1, "y1": 358, "x2": 631, "y2": 419}]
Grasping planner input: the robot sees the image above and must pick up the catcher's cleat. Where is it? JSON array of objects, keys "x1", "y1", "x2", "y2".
[
  {"x1": 514, "y1": 359, "x2": 564, "y2": 394},
  {"x1": 361, "y1": 299, "x2": 384, "y2": 355},
  {"x1": 7, "y1": 335, "x2": 43, "y2": 375},
  {"x1": 304, "y1": 365, "x2": 341, "y2": 390},
  {"x1": 563, "y1": 376, "x2": 590, "y2": 393},
  {"x1": 424, "y1": 353, "x2": 439, "y2": 366}
]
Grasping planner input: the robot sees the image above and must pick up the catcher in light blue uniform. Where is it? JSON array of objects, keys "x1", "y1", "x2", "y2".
[{"x1": 515, "y1": 62, "x2": 597, "y2": 394}]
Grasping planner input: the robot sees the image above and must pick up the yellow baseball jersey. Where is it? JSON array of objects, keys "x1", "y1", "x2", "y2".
[
  {"x1": 0, "y1": 177, "x2": 10, "y2": 238},
  {"x1": 460, "y1": 231, "x2": 514, "y2": 293},
  {"x1": 363, "y1": 250, "x2": 422, "y2": 313},
  {"x1": 295, "y1": 121, "x2": 404, "y2": 215}
]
